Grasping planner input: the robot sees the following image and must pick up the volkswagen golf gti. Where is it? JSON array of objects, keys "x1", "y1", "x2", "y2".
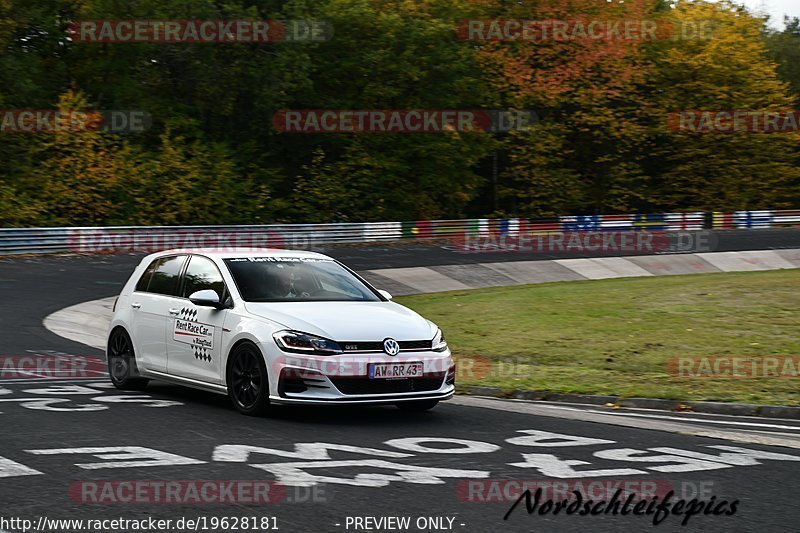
[{"x1": 106, "y1": 249, "x2": 455, "y2": 415}]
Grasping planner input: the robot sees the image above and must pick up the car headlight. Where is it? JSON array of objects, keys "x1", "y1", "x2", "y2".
[
  {"x1": 273, "y1": 330, "x2": 343, "y2": 355},
  {"x1": 432, "y1": 328, "x2": 448, "y2": 352}
]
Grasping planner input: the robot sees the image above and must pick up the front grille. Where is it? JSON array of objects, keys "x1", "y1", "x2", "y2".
[
  {"x1": 400, "y1": 340, "x2": 433, "y2": 350},
  {"x1": 340, "y1": 340, "x2": 432, "y2": 352},
  {"x1": 341, "y1": 341, "x2": 383, "y2": 352},
  {"x1": 331, "y1": 373, "x2": 445, "y2": 395}
]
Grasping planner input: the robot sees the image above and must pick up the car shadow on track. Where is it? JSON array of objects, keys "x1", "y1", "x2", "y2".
[{"x1": 142, "y1": 382, "x2": 449, "y2": 427}]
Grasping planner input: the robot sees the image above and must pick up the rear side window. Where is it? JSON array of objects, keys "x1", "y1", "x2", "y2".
[
  {"x1": 135, "y1": 260, "x2": 159, "y2": 292},
  {"x1": 147, "y1": 255, "x2": 187, "y2": 296},
  {"x1": 182, "y1": 256, "x2": 226, "y2": 301}
]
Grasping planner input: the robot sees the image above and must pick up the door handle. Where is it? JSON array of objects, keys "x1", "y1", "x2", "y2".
[
  {"x1": 131, "y1": 302, "x2": 141, "y2": 309},
  {"x1": 169, "y1": 308, "x2": 180, "y2": 315}
]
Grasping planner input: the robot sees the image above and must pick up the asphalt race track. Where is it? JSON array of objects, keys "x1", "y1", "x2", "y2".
[{"x1": 2, "y1": 234, "x2": 800, "y2": 533}]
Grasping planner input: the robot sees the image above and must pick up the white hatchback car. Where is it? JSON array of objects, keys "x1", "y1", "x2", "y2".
[{"x1": 107, "y1": 249, "x2": 455, "y2": 415}]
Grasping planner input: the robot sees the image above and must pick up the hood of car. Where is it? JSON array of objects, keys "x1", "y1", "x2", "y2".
[{"x1": 244, "y1": 301, "x2": 437, "y2": 341}]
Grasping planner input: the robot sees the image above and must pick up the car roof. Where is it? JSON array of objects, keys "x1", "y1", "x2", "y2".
[{"x1": 145, "y1": 248, "x2": 334, "y2": 261}]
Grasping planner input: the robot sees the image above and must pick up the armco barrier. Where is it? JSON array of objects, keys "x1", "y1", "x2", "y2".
[
  {"x1": 0, "y1": 210, "x2": 797, "y2": 256},
  {"x1": 712, "y1": 210, "x2": 800, "y2": 229}
]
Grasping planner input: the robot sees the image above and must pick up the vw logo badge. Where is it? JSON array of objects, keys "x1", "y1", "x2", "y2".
[{"x1": 383, "y1": 338, "x2": 400, "y2": 356}]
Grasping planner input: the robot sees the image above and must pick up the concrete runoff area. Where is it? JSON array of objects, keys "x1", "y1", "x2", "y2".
[
  {"x1": 363, "y1": 266, "x2": 471, "y2": 293},
  {"x1": 481, "y1": 260, "x2": 586, "y2": 284},
  {"x1": 428, "y1": 263, "x2": 518, "y2": 289},
  {"x1": 695, "y1": 250, "x2": 797, "y2": 271},
  {"x1": 625, "y1": 254, "x2": 721, "y2": 276}
]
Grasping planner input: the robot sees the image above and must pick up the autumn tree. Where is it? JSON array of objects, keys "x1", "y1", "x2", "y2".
[
  {"x1": 2, "y1": 0, "x2": 800, "y2": 227},
  {"x1": 124, "y1": 125, "x2": 267, "y2": 226},
  {"x1": 276, "y1": 0, "x2": 494, "y2": 221},
  {"x1": 646, "y1": 1, "x2": 800, "y2": 211},
  {"x1": 767, "y1": 17, "x2": 800, "y2": 106},
  {"x1": 25, "y1": 90, "x2": 132, "y2": 225},
  {"x1": 475, "y1": 0, "x2": 659, "y2": 216}
]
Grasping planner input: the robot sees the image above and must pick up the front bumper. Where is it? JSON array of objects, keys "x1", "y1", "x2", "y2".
[
  {"x1": 267, "y1": 348, "x2": 455, "y2": 405},
  {"x1": 270, "y1": 389, "x2": 455, "y2": 405}
]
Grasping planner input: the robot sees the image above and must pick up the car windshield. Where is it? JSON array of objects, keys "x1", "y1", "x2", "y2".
[{"x1": 224, "y1": 257, "x2": 381, "y2": 302}]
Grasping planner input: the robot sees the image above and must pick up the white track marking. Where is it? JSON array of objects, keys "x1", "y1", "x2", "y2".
[{"x1": 584, "y1": 410, "x2": 800, "y2": 432}]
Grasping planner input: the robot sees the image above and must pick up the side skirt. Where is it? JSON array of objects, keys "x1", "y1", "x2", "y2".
[{"x1": 142, "y1": 369, "x2": 228, "y2": 395}]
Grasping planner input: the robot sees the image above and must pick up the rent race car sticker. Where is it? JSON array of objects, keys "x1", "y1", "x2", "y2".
[{"x1": 173, "y1": 316, "x2": 215, "y2": 350}]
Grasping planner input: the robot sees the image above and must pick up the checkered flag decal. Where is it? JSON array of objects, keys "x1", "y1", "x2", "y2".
[
  {"x1": 193, "y1": 345, "x2": 212, "y2": 363},
  {"x1": 179, "y1": 307, "x2": 198, "y2": 321}
]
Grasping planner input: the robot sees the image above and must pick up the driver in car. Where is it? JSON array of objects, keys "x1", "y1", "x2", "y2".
[{"x1": 275, "y1": 266, "x2": 311, "y2": 298}]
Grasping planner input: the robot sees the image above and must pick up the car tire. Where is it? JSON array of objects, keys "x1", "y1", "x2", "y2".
[
  {"x1": 227, "y1": 342, "x2": 271, "y2": 416},
  {"x1": 396, "y1": 399, "x2": 439, "y2": 412},
  {"x1": 107, "y1": 328, "x2": 149, "y2": 391}
]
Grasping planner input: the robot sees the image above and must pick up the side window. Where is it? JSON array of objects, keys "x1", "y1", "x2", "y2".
[
  {"x1": 182, "y1": 256, "x2": 226, "y2": 301},
  {"x1": 147, "y1": 255, "x2": 187, "y2": 296},
  {"x1": 135, "y1": 260, "x2": 159, "y2": 292}
]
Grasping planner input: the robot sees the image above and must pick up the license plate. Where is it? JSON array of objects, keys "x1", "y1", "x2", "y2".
[{"x1": 369, "y1": 362, "x2": 424, "y2": 379}]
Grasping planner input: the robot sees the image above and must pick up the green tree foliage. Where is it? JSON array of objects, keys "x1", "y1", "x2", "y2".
[
  {"x1": 1, "y1": 0, "x2": 799, "y2": 227},
  {"x1": 647, "y1": 1, "x2": 800, "y2": 211},
  {"x1": 768, "y1": 17, "x2": 800, "y2": 106},
  {"x1": 276, "y1": 0, "x2": 494, "y2": 221},
  {"x1": 124, "y1": 126, "x2": 268, "y2": 226},
  {"x1": 0, "y1": 183, "x2": 42, "y2": 226},
  {"x1": 475, "y1": 0, "x2": 659, "y2": 216},
  {"x1": 26, "y1": 90, "x2": 131, "y2": 225}
]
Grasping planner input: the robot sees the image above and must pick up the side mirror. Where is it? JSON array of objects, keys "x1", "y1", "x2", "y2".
[
  {"x1": 378, "y1": 289, "x2": 393, "y2": 300},
  {"x1": 189, "y1": 290, "x2": 223, "y2": 309}
]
